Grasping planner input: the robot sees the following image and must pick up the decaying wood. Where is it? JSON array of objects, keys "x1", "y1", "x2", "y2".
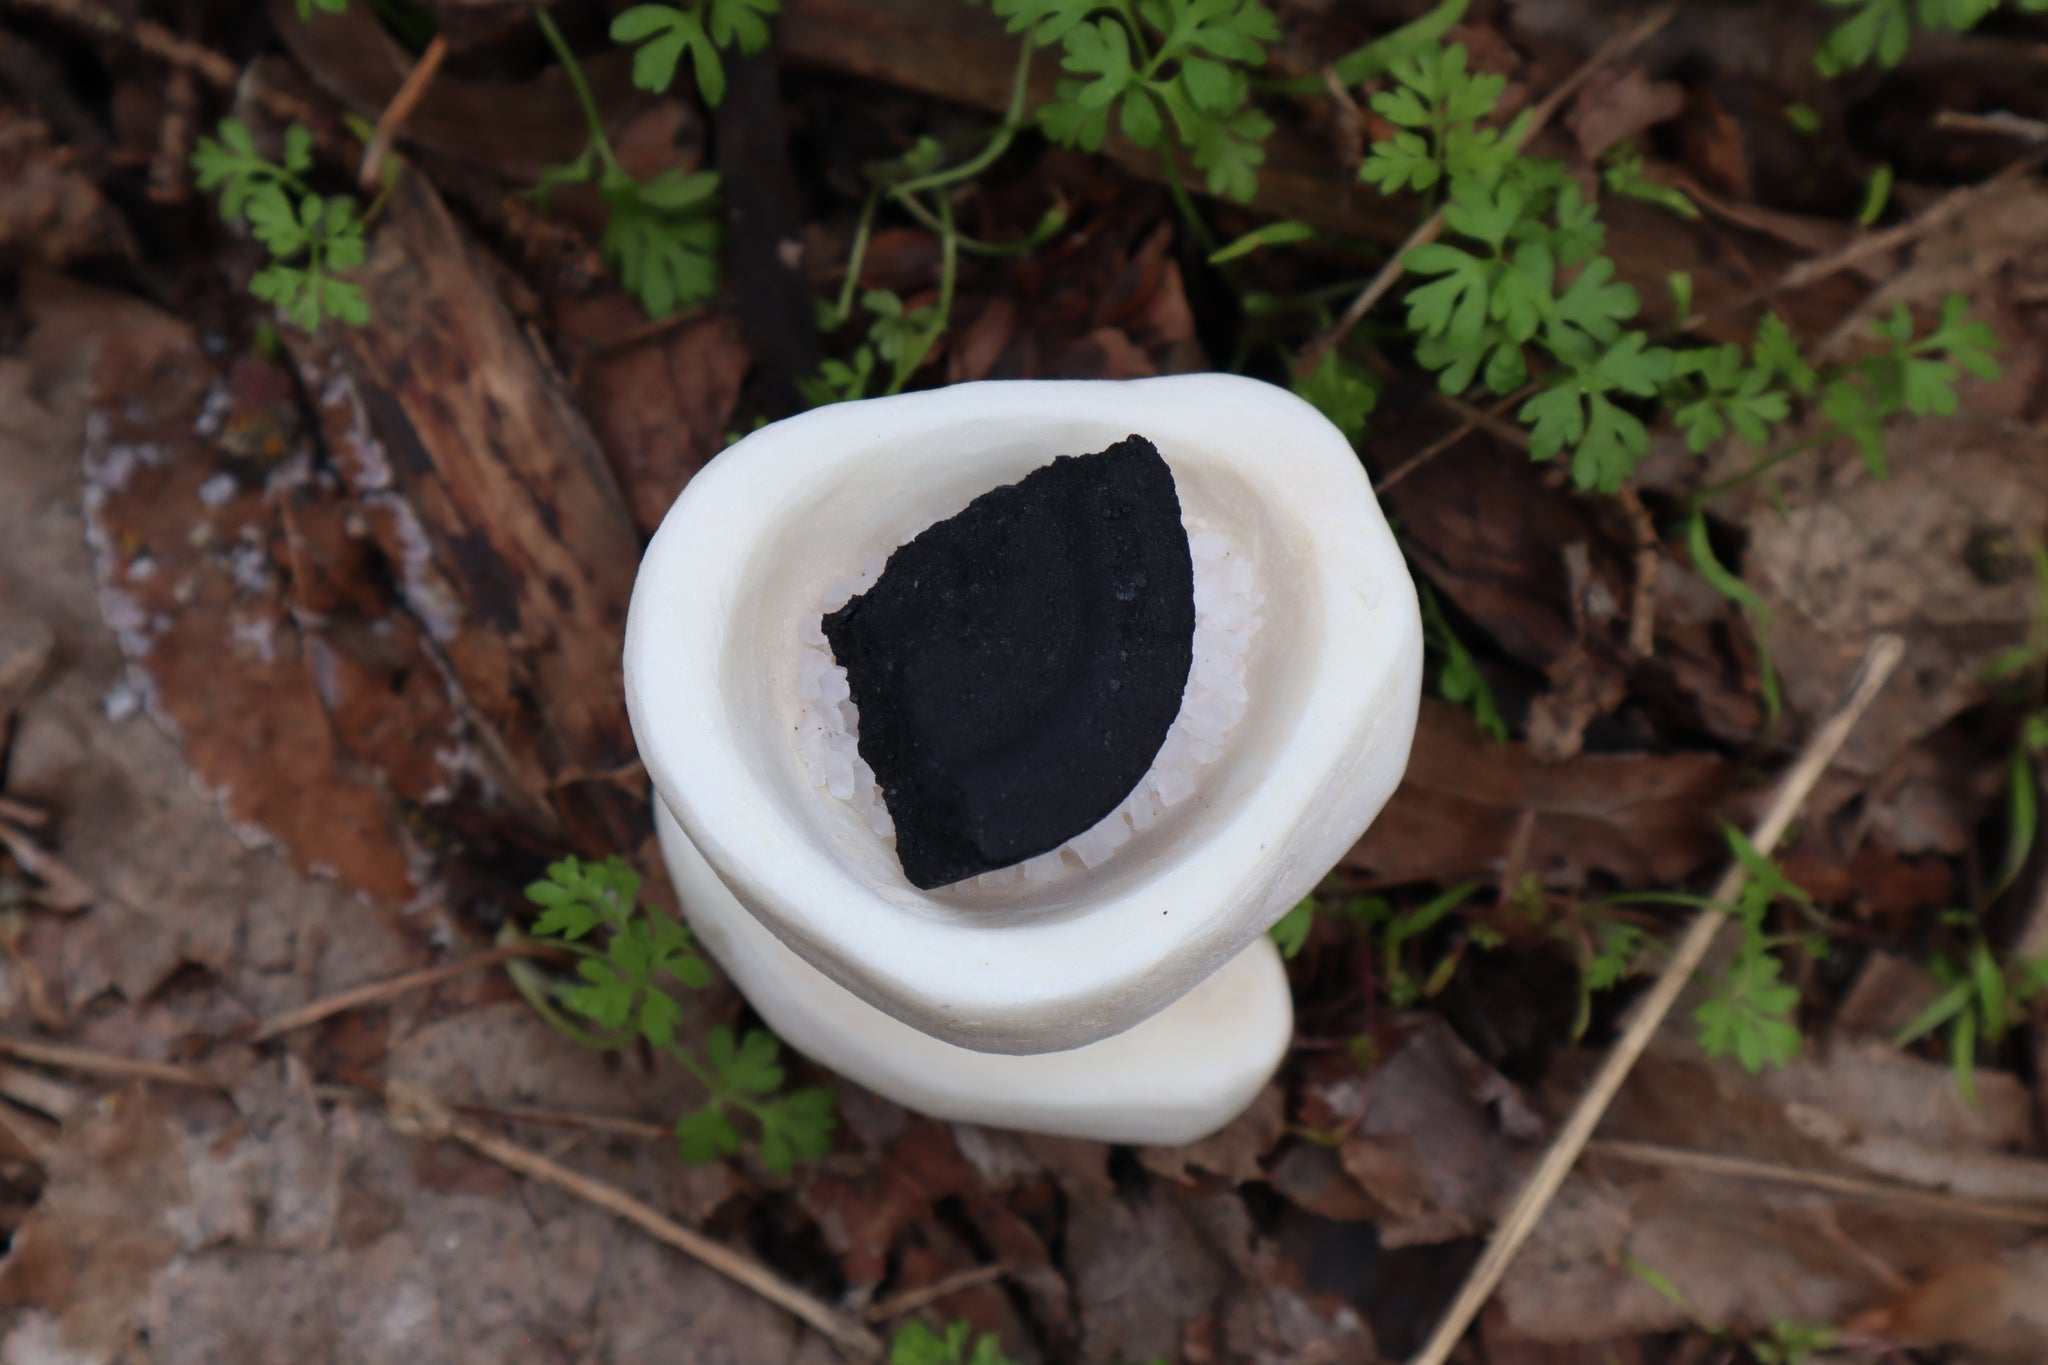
[{"x1": 285, "y1": 172, "x2": 644, "y2": 853}]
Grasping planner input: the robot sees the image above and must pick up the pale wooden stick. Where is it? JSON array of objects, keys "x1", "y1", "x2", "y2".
[
  {"x1": 1298, "y1": 3, "x2": 1681, "y2": 378},
  {"x1": 1766, "y1": 145, "x2": 2048, "y2": 298},
  {"x1": 0, "y1": 1061, "x2": 81, "y2": 1121},
  {"x1": 314, "y1": 1081, "x2": 675, "y2": 1141},
  {"x1": 0, "y1": 1035, "x2": 222, "y2": 1090},
  {"x1": 1934, "y1": 109, "x2": 2048, "y2": 142},
  {"x1": 1374, "y1": 386, "x2": 1532, "y2": 495},
  {"x1": 249, "y1": 942, "x2": 557, "y2": 1042},
  {"x1": 0, "y1": 796, "x2": 49, "y2": 827},
  {"x1": 1586, "y1": 1138, "x2": 2048, "y2": 1228},
  {"x1": 0, "y1": 823, "x2": 94, "y2": 911},
  {"x1": 357, "y1": 32, "x2": 447, "y2": 190},
  {"x1": 861, "y1": 1263, "x2": 1009, "y2": 1323},
  {"x1": 385, "y1": 1081, "x2": 885, "y2": 1362},
  {"x1": 453, "y1": 1098, "x2": 668, "y2": 1141},
  {"x1": 1407, "y1": 633, "x2": 1905, "y2": 1365}
]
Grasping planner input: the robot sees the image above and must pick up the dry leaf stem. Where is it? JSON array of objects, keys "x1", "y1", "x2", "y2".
[
  {"x1": 384, "y1": 1080, "x2": 887, "y2": 1362},
  {"x1": 1407, "y1": 632, "x2": 1906, "y2": 1365}
]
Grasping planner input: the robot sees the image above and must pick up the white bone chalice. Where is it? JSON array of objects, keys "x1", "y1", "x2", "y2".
[{"x1": 624, "y1": 374, "x2": 1420, "y2": 1144}]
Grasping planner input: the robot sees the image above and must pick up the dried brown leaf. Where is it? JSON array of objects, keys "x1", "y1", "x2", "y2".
[
  {"x1": 1346, "y1": 700, "x2": 1734, "y2": 886},
  {"x1": 0, "y1": 108, "x2": 114, "y2": 270},
  {"x1": 1737, "y1": 417, "x2": 2048, "y2": 831},
  {"x1": 1566, "y1": 67, "x2": 1684, "y2": 162},
  {"x1": 1139, "y1": 1083, "x2": 1286, "y2": 1186},
  {"x1": 1493, "y1": 1034, "x2": 2048, "y2": 1345},
  {"x1": 80, "y1": 308, "x2": 424, "y2": 903},
  {"x1": 566, "y1": 300, "x2": 751, "y2": 537}
]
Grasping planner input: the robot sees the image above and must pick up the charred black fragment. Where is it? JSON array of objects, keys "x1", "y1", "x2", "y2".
[{"x1": 823, "y1": 435, "x2": 1195, "y2": 889}]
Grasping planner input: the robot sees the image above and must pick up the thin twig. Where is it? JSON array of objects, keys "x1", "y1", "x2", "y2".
[
  {"x1": 1586, "y1": 1139, "x2": 2048, "y2": 1228},
  {"x1": 384, "y1": 1081, "x2": 885, "y2": 1361},
  {"x1": 248, "y1": 942, "x2": 562, "y2": 1042},
  {"x1": 1297, "y1": 3, "x2": 1682, "y2": 379},
  {"x1": 1613, "y1": 486, "x2": 1660, "y2": 659},
  {"x1": 0, "y1": 0, "x2": 324, "y2": 129},
  {"x1": 1751, "y1": 145, "x2": 2048, "y2": 307},
  {"x1": 454, "y1": 1099, "x2": 669, "y2": 1141},
  {"x1": 0, "y1": 1035, "x2": 223, "y2": 1091},
  {"x1": 0, "y1": 823, "x2": 93, "y2": 911},
  {"x1": 1406, "y1": 633, "x2": 1906, "y2": 1365},
  {"x1": 1933, "y1": 109, "x2": 2048, "y2": 143},
  {"x1": 1374, "y1": 386, "x2": 1532, "y2": 494},
  {"x1": 148, "y1": 62, "x2": 198, "y2": 202},
  {"x1": 861, "y1": 1264, "x2": 1009, "y2": 1323},
  {"x1": 0, "y1": 1061, "x2": 81, "y2": 1122},
  {"x1": 1425, "y1": 388, "x2": 1532, "y2": 450},
  {"x1": 358, "y1": 32, "x2": 447, "y2": 191},
  {"x1": 0, "y1": 797, "x2": 49, "y2": 828},
  {"x1": 314, "y1": 1081, "x2": 673, "y2": 1140}
]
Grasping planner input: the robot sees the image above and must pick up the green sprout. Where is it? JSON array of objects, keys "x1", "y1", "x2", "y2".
[
  {"x1": 1693, "y1": 829, "x2": 1823, "y2": 1073},
  {"x1": 990, "y1": 0, "x2": 1281, "y2": 201},
  {"x1": 531, "y1": 10, "x2": 726, "y2": 319},
  {"x1": 1815, "y1": 0, "x2": 2048, "y2": 77},
  {"x1": 890, "y1": 1321, "x2": 1017, "y2": 1365},
  {"x1": 1418, "y1": 583, "x2": 1506, "y2": 742},
  {"x1": 1292, "y1": 350, "x2": 1379, "y2": 445},
  {"x1": 190, "y1": 120, "x2": 369, "y2": 331},
  {"x1": 518, "y1": 855, "x2": 836, "y2": 1173},
  {"x1": 612, "y1": 0, "x2": 780, "y2": 105}
]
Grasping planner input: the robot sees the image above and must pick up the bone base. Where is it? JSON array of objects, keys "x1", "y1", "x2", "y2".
[{"x1": 655, "y1": 800, "x2": 1293, "y2": 1146}]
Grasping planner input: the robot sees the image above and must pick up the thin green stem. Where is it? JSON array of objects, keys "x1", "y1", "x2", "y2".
[
  {"x1": 1113, "y1": 0, "x2": 1153, "y2": 66},
  {"x1": 503, "y1": 950, "x2": 635, "y2": 1051},
  {"x1": 885, "y1": 196, "x2": 958, "y2": 396},
  {"x1": 1159, "y1": 151, "x2": 1217, "y2": 253},
  {"x1": 892, "y1": 190, "x2": 1058, "y2": 256},
  {"x1": 834, "y1": 190, "x2": 881, "y2": 325},
  {"x1": 671, "y1": 1042, "x2": 718, "y2": 1093},
  {"x1": 889, "y1": 42, "x2": 1034, "y2": 201},
  {"x1": 360, "y1": 177, "x2": 399, "y2": 226},
  {"x1": 1691, "y1": 428, "x2": 1839, "y2": 504},
  {"x1": 531, "y1": 7, "x2": 620, "y2": 173}
]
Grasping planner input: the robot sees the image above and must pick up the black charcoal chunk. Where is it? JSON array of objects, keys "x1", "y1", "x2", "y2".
[{"x1": 823, "y1": 435, "x2": 1196, "y2": 890}]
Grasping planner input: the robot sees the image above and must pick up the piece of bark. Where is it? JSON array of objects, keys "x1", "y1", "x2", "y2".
[
  {"x1": 79, "y1": 308, "x2": 423, "y2": 905},
  {"x1": 285, "y1": 172, "x2": 644, "y2": 854}
]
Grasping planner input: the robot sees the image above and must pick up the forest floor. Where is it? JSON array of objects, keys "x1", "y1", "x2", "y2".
[{"x1": 2, "y1": 0, "x2": 2048, "y2": 1361}]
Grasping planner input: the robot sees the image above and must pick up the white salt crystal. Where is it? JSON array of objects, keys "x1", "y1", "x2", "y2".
[
  {"x1": 1022, "y1": 852, "x2": 1066, "y2": 883},
  {"x1": 1125, "y1": 785, "x2": 1162, "y2": 832},
  {"x1": 1152, "y1": 766, "x2": 1195, "y2": 808}
]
